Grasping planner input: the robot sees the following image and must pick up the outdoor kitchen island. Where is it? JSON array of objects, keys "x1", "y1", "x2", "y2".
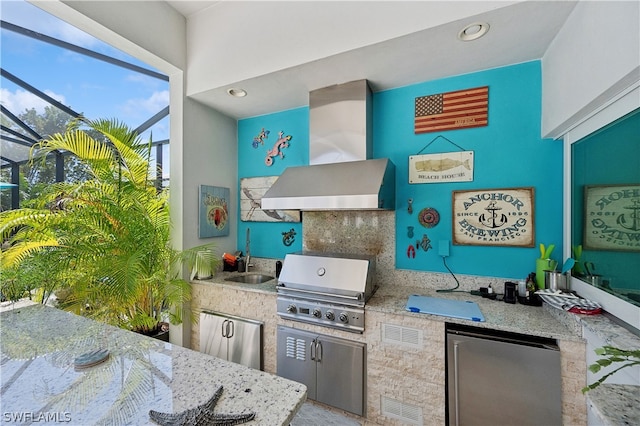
[
  {"x1": 194, "y1": 268, "x2": 640, "y2": 426},
  {"x1": 191, "y1": 270, "x2": 587, "y2": 425},
  {"x1": 0, "y1": 304, "x2": 306, "y2": 426}
]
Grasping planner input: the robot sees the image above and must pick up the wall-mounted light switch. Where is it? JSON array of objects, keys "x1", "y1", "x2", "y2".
[{"x1": 438, "y1": 240, "x2": 450, "y2": 257}]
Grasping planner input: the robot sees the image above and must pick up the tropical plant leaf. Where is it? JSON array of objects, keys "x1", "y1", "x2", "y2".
[
  {"x1": 583, "y1": 346, "x2": 640, "y2": 393},
  {"x1": 1, "y1": 239, "x2": 60, "y2": 268},
  {"x1": 1, "y1": 118, "x2": 218, "y2": 332}
]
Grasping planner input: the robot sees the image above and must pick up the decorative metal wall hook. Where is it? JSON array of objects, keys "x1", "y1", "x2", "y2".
[
  {"x1": 419, "y1": 234, "x2": 433, "y2": 251},
  {"x1": 282, "y1": 228, "x2": 296, "y2": 246},
  {"x1": 407, "y1": 226, "x2": 414, "y2": 239},
  {"x1": 408, "y1": 198, "x2": 413, "y2": 214}
]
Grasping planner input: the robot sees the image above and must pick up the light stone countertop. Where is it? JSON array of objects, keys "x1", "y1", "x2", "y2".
[
  {"x1": 587, "y1": 384, "x2": 640, "y2": 425},
  {"x1": 366, "y1": 284, "x2": 581, "y2": 341},
  {"x1": 196, "y1": 271, "x2": 580, "y2": 341},
  {"x1": 0, "y1": 304, "x2": 306, "y2": 426},
  {"x1": 569, "y1": 310, "x2": 640, "y2": 351},
  {"x1": 544, "y1": 304, "x2": 640, "y2": 426}
]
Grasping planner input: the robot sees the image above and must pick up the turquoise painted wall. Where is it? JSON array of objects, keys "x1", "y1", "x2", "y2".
[
  {"x1": 237, "y1": 107, "x2": 308, "y2": 258},
  {"x1": 375, "y1": 61, "x2": 562, "y2": 279},
  {"x1": 237, "y1": 61, "x2": 564, "y2": 279}
]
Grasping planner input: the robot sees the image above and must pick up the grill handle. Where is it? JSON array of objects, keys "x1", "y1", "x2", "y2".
[{"x1": 278, "y1": 286, "x2": 363, "y2": 301}]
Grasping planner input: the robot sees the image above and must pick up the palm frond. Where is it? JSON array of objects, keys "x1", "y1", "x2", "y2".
[
  {"x1": 2, "y1": 117, "x2": 217, "y2": 333},
  {"x1": 83, "y1": 117, "x2": 152, "y2": 186},
  {"x1": 0, "y1": 209, "x2": 54, "y2": 237},
  {"x1": 1, "y1": 239, "x2": 61, "y2": 268}
]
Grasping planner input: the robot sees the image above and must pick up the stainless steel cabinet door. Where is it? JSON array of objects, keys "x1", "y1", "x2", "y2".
[
  {"x1": 227, "y1": 316, "x2": 263, "y2": 370},
  {"x1": 200, "y1": 312, "x2": 263, "y2": 370},
  {"x1": 277, "y1": 326, "x2": 317, "y2": 400},
  {"x1": 277, "y1": 326, "x2": 365, "y2": 416},
  {"x1": 199, "y1": 312, "x2": 227, "y2": 360},
  {"x1": 315, "y1": 334, "x2": 365, "y2": 416}
]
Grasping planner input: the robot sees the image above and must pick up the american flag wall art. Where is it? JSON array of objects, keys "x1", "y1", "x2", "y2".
[{"x1": 414, "y1": 86, "x2": 489, "y2": 134}]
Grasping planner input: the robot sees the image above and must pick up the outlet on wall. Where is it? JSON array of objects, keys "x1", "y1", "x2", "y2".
[{"x1": 438, "y1": 240, "x2": 450, "y2": 257}]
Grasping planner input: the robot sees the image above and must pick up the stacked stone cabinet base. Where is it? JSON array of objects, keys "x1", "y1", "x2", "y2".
[{"x1": 366, "y1": 311, "x2": 446, "y2": 425}]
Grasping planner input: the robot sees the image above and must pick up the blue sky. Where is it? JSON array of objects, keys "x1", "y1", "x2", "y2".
[{"x1": 0, "y1": 0, "x2": 170, "y2": 141}]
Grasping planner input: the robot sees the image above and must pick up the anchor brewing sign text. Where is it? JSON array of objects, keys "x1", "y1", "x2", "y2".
[
  {"x1": 584, "y1": 184, "x2": 640, "y2": 252},
  {"x1": 453, "y1": 187, "x2": 535, "y2": 247}
]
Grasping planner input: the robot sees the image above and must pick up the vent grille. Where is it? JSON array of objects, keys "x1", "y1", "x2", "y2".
[
  {"x1": 381, "y1": 396, "x2": 423, "y2": 425},
  {"x1": 381, "y1": 323, "x2": 423, "y2": 348},
  {"x1": 285, "y1": 337, "x2": 307, "y2": 361}
]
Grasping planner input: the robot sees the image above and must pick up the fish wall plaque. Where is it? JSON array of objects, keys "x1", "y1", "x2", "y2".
[{"x1": 409, "y1": 151, "x2": 474, "y2": 184}]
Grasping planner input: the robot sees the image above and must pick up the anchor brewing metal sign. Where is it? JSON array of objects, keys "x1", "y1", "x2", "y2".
[
  {"x1": 453, "y1": 187, "x2": 535, "y2": 247},
  {"x1": 584, "y1": 184, "x2": 640, "y2": 252},
  {"x1": 409, "y1": 151, "x2": 474, "y2": 183}
]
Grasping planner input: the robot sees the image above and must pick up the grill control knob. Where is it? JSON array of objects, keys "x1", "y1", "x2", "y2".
[
  {"x1": 325, "y1": 310, "x2": 335, "y2": 321},
  {"x1": 339, "y1": 312, "x2": 349, "y2": 323},
  {"x1": 312, "y1": 308, "x2": 322, "y2": 318},
  {"x1": 286, "y1": 304, "x2": 297, "y2": 314}
]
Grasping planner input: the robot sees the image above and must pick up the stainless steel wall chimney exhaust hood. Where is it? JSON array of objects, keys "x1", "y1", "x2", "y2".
[
  {"x1": 261, "y1": 80, "x2": 396, "y2": 211},
  {"x1": 261, "y1": 158, "x2": 395, "y2": 210}
]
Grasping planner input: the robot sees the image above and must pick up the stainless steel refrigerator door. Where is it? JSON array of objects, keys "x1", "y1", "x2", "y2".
[
  {"x1": 277, "y1": 326, "x2": 318, "y2": 400},
  {"x1": 315, "y1": 334, "x2": 365, "y2": 416},
  {"x1": 447, "y1": 331, "x2": 562, "y2": 426},
  {"x1": 199, "y1": 312, "x2": 227, "y2": 360},
  {"x1": 227, "y1": 317, "x2": 263, "y2": 370}
]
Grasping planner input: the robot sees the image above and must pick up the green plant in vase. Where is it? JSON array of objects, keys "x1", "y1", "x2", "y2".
[
  {"x1": 0, "y1": 117, "x2": 217, "y2": 335},
  {"x1": 190, "y1": 249, "x2": 217, "y2": 280},
  {"x1": 535, "y1": 243, "x2": 556, "y2": 289}
]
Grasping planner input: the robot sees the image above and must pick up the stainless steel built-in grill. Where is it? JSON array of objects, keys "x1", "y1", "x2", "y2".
[{"x1": 276, "y1": 252, "x2": 376, "y2": 333}]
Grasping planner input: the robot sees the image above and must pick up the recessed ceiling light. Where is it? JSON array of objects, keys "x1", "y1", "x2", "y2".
[
  {"x1": 458, "y1": 22, "x2": 490, "y2": 41},
  {"x1": 227, "y1": 88, "x2": 247, "y2": 97}
]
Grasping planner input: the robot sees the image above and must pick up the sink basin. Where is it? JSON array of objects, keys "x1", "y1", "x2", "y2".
[{"x1": 224, "y1": 274, "x2": 275, "y2": 284}]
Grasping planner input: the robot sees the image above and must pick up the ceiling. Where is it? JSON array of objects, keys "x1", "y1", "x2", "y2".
[
  {"x1": 165, "y1": 1, "x2": 577, "y2": 119},
  {"x1": 166, "y1": 0, "x2": 218, "y2": 17}
]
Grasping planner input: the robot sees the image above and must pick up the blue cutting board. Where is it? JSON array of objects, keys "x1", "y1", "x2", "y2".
[{"x1": 406, "y1": 294, "x2": 485, "y2": 322}]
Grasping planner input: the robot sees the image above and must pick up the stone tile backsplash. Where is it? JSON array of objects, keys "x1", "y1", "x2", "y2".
[{"x1": 257, "y1": 210, "x2": 509, "y2": 292}]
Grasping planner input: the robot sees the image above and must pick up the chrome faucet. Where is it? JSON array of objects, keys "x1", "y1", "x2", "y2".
[{"x1": 245, "y1": 227, "x2": 251, "y2": 272}]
